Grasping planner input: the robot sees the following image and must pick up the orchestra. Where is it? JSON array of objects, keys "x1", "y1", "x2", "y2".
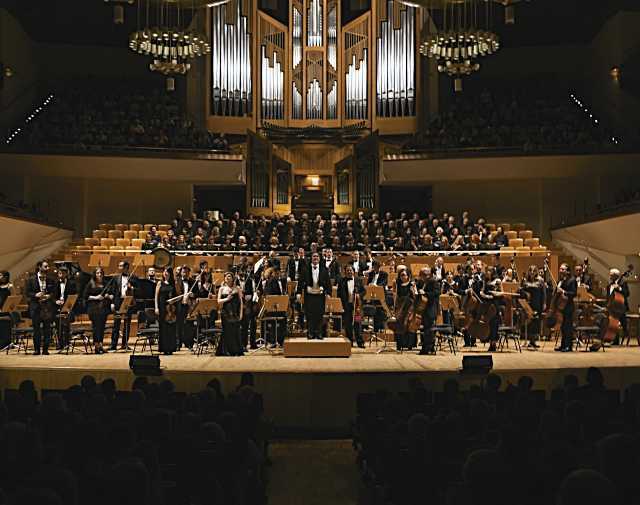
[{"x1": 2, "y1": 250, "x2": 637, "y2": 357}]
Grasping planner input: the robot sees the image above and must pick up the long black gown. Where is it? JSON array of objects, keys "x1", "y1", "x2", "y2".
[
  {"x1": 395, "y1": 282, "x2": 416, "y2": 349},
  {"x1": 219, "y1": 286, "x2": 244, "y2": 356},
  {"x1": 157, "y1": 282, "x2": 177, "y2": 354}
]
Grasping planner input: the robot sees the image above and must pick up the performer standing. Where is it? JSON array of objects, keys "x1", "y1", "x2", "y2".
[
  {"x1": 110, "y1": 260, "x2": 135, "y2": 352},
  {"x1": 54, "y1": 266, "x2": 77, "y2": 351},
  {"x1": 416, "y1": 267, "x2": 440, "y2": 355},
  {"x1": 607, "y1": 268, "x2": 630, "y2": 345},
  {"x1": 83, "y1": 267, "x2": 112, "y2": 354},
  {"x1": 337, "y1": 265, "x2": 365, "y2": 348},
  {"x1": 323, "y1": 248, "x2": 341, "y2": 285},
  {"x1": 240, "y1": 270, "x2": 258, "y2": 350},
  {"x1": 393, "y1": 268, "x2": 415, "y2": 350},
  {"x1": 521, "y1": 265, "x2": 545, "y2": 349},
  {"x1": 554, "y1": 263, "x2": 577, "y2": 352},
  {"x1": 367, "y1": 261, "x2": 389, "y2": 332},
  {"x1": 175, "y1": 265, "x2": 196, "y2": 350},
  {"x1": 26, "y1": 261, "x2": 56, "y2": 355},
  {"x1": 155, "y1": 267, "x2": 177, "y2": 355},
  {"x1": 217, "y1": 272, "x2": 244, "y2": 356},
  {"x1": 0, "y1": 271, "x2": 13, "y2": 350},
  {"x1": 300, "y1": 252, "x2": 331, "y2": 340}
]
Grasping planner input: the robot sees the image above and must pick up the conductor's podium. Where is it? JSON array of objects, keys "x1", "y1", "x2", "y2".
[{"x1": 283, "y1": 337, "x2": 352, "y2": 358}]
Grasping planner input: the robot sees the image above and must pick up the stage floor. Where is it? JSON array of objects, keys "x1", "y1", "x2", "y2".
[{"x1": 2, "y1": 345, "x2": 640, "y2": 432}]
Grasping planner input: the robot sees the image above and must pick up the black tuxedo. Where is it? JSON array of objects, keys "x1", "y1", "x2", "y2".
[
  {"x1": 351, "y1": 260, "x2": 369, "y2": 277},
  {"x1": 367, "y1": 270, "x2": 388, "y2": 287},
  {"x1": 241, "y1": 276, "x2": 257, "y2": 349},
  {"x1": 558, "y1": 276, "x2": 577, "y2": 349},
  {"x1": 416, "y1": 278, "x2": 440, "y2": 352},
  {"x1": 287, "y1": 257, "x2": 308, "y2": 282},
  {"x1": 109, "y1": 273, "x2": 136, "y2": 350},
  {"x1": 54, "y1": 278, "x2": 77, "y2": 349},
  {"x1": 337, "y1": 276, "x2": 365, "y2": 345},
  {"x1": 300, "y1": 265, "x2": 331, "y2": 339},
  {"x1": 25, "y1": 274, "x2": 56, "y2": 353},
  {"x1": 324, "y1": 258, "x2": 342, "y2": 284}
]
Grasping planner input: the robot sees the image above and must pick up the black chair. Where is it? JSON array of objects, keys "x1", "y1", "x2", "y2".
[
  {"x1": 5, "y1": 312, "x2": 33, "y2": 354},
  {"x1": 133, "y1": 309, "x2": 159, "y2": 355},
  {"x1": 498, "y1": 325, "x2": 522, "y2": 352},
  {"x1": 433, "y1": 323, "x2": 458, "y2": 354}
]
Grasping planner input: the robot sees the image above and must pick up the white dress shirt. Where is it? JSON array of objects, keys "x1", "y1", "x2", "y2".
[{"x1": 347, "y1": 278, "x2": 355, "y2": 302}]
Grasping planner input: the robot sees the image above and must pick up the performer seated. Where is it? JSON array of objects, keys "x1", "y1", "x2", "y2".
[
  {"x1": 299, "y1": 252, "x2": 331, "y2": 340},
  {"x1": 54, "y1": 266, "x2": 77, "y2": 351},
  {"x1": 554, "y1": 263, "x2": 577, "y2": 352},
  {"x1": 337, "y1": 265, "x2": 365, "y2": 348}
]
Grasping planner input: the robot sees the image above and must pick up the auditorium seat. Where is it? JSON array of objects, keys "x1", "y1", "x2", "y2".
[
  {"x1": 93, "y1": 245, "x2": 108, "y2": 252},
  {"x1": 109, "y1": 246, "x2": 124, "y2": 256},
  {"x1": 108, "y1": 230, "x2": 123, "y2": 240},
  {"x1": 518, "y1": 230, "x2": 533, "y2": 240},
  {"x1": 123, "y1": 230, "x2": 138, "y2": 240},
  {"x1": 499, "y1": 223, "x2": 511, "y2": 232},
  {"x1": 116, "y1": 238, "x2": 130, "y2": 248},
  {"x1": 126, "y1": 246, "x2": 140, "y2": 252},
  {"x1": 516, "y1": 246, "x2": 531, "y2": 256},
  {"x1": 531, "y1": 246, "x2": 548, "y2": 256},
  {"x1": 157, "y1": 230, "x2": 168, "y2": 238},
  {"x1": 508, "y1": 238, "x2": 524, "y2": 248},
  {"x1": 525, "y1": 238, "x2": 540, "y2": 248},
  {"x1": 75, "y1": 245, "x2": 92, "y2": 251},
  {"x1": 114, "y1": 224, "x2": 128, "y2": 232},
  {"x1": 506, "y1": 231, "x2": 518, "y2": 240},
  {"x1": 84, "y1": 238, "x2": 99, "y2": 247},
  {"x1": 500, "y1": 247, "x2": 515, "y2": 256},
  {"x1": 138, "y1": 231, "x2": 149, "y2": 240},
  {"x1": 98, "y1": 224, "x2": 114, "y2": 231},
  {"x1": 100, "y1": 238, "x2": 115, "y2": 248},
  {"x1": 512, "y1": 223, "x2": 526, "y2": 232},
  {"x1": 143, "y1": 224, "x2": 156, "y2": 231},
  {"x1": 92, "y1": 230, "x2": 107, "y2": 239},
  {"x1": 158, "y1": 224, "x2": 172, "y2": 232},
  {"x1": 131, "y1": 238, "x2": 146, "y2": 248},
  {"x1": 129, "y1": 224, "x2": 142, "y2": 231}
]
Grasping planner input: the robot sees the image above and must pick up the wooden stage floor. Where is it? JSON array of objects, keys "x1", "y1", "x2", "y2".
[{"x1": 2, "y1": 345, "x2": 640, "y2": 431}]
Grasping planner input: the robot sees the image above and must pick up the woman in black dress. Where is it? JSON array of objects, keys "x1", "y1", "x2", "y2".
[
  {"x1": 155, "y1": 267, "x2": 177, "y2": 355},
  {"x1": 0, "y1": 271, "x2": 14, "y2": 348},
  {"x1": 394, "y1": 269, "x2": 416, "y2": 350},
  {"x1": 84, "y1": 267, "x2": 113, "y2": 354},
  {"x1": 217, "y1": 272, "x2": 244, "y2": 356}
]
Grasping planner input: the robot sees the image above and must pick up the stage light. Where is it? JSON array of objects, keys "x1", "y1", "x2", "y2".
[{"x1": 610, "y1": 66, "x2": 621, "y2": 81}]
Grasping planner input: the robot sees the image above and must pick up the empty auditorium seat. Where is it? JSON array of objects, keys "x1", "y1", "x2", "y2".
[
  {"x1": 116, "y1": 238, "x2": 130, "y2": 248},
  {"x1": 512, "y1": 223, "x2": 527, "y2": 232},
  {"x1": 158, "y1": 224, "x2": 172, "y2": 232},
  {"x1": 114, "y1": 224, "x2": 128, "y2": 232},
  {"x1": 518, "y1": 230, "x2": 533, "y2": 240},
  {"x1": 131, "y1": 238, "x2": 146, "y2": 248},
  {"x1": 75, "y1": 245, "x2": 92, "y2": 251},
  {"x1": 84, "y1": 238, "x2": 99, "y2": 247},
  {"x1": 124, "y1": 230, "x2": 138, "y2": 240},
  {"x1": 138, "y1": 231, "x2": 149, "y2": 240},
  {"x1": 516, "y1": 246, "x2": 531, "y2": 256},
  {"x1": 93, "y1": 245, "x2": 108, "y2": 252},
  {"x1": 143, "y1": 224, "x2": 156, "y2": 231},
  {"x1": 498, "y1": 223, "x2": 511, "y2": 232},
  {"x1": 98, "y1": 223, "x2": 114, "y2": 231},
  {"x1": 531, "y1": 246, "x2": 548, "y2": 256},
  {"x1": 525, "y1": 238, "x2": 540, "y2": 248},
  {"x1": 108, "y1": 230, "x2": 123, "y2": 240},
  {"x1": 109, "y1": 246, "x2": 124, "y2": 256},
  {"x1": 100, "y1": 238, "x2": 115, "y2": 248},
  {"x1": 499, "y1": 247, "x2": 515, "y2": 256},
  {"x1": 508, "y1": 238, "x2": 524, "y2": 248},
  {"x1": 126, "y1": 246, "x2": 140, "y2": 252},
  {"x1": 92, "y1": 229, "x2": 107, "y2": 239},
  {"x1": 506, "y1": 231, "x2": 518, "y2": 240},
  {"x1": 129, "y1": 224, "x2": 142, "y2": 232}
]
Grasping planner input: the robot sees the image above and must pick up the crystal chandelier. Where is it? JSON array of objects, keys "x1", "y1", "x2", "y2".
[
  {"x1": 129, "y1": 0, "x2": 211, "y2": 76},
  {"x1": 415, "y1": 0, "x2": 501, "y2": 90}
]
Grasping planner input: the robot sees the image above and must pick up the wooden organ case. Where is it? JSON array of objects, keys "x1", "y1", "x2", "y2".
[{"x1": 207, "y1": 0, "x2": 420, "y2": 214}]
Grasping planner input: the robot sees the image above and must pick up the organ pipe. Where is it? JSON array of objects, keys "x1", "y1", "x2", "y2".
[
  {"x1": 376, "y1": 0, "x2": 415, "y2": 118},
  {"x1": 307, "y1": 0, "x2": 323, "y2": 47},
  {"x1": 346, "y1": 48, "x2": 367, "y2": 120},
  {"x1": 211, "y1": 0, "x2": 252, "y2": 117},
  {"x1": 261, "y1": 41, "x2": 284, "y2": 120}
]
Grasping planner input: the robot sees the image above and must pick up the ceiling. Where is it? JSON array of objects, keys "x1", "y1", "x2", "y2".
[{"x1": 1, "y1": 0, "x2": 638, "y2": 48}]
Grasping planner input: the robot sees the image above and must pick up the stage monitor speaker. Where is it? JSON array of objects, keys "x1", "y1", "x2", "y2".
[
  {"x1": 129, "y1": 355, "x2": 162, "y2": 376},
  {"x1": 461, "y1": 355, "x2": 493, "y2": 375}
]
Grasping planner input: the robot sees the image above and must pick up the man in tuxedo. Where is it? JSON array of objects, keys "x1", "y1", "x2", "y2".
[
  {"x1": 300, "y1": 252, "x2": 331, "y2": 339},
  {"x1": 574, "y1": 264, "x2": 593, "y2": 292},
  {"x1": 241, "y1": 271, "x2": 258, "y2": 350},
  {"x1": 416, "y1": 267, "x2": 440, "y2": 355},
  {"x1": 555, "y1": 263, "x2": 577, "y2": 352},
  {"x1": 109, "y1": 260, "x2": 136, "y2": 351},
  {"x1": 337, "y1": 265, "x2": 365, "y2": 348},
  {"x1": 262, "y1": 267, "x2": 288, "y2": 346},
  {"x1": 607, "y1": 267, "x2": 630, "y2": 345},
  {"x1": 287, "y1": 248, "x2": 307, "y2": 282},
  {"x1": 54, "y1": 266, "x2": 77, "y2": 351},
  {"x1": 25, "y1": 260, "x2": 56, "y2": 355},
  {"x1": 323, "y1": 248, "x2": 341, "y2": 285},
  {"x1": 366, "y1": 261, "x2": 389, "y2": 332},
  {"x1": 433, "y1": 256, "x2": 446, "y2": 282},
  {"x1": 351, "y1": 251, "x2": 369, "y2": 277}
]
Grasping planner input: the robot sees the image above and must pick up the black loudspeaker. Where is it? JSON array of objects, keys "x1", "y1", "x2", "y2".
[
  {"x1": 461, "y1": 355, "x2": 493, "y2": 375},
  {"x1": 129, "y1": 355, "x2": 162, "y2": 376}
]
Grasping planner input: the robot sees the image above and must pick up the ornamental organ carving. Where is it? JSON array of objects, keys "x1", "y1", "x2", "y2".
[{"x1": 209, "y1": 0, "x2": 419, "y2": 132}]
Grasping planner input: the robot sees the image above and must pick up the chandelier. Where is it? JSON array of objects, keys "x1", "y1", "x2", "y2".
[
  {"x1": 129, "y1": 0, "x2": 211, "y2": 76},
  {"x1": 412, "y1": 0, "x2": 501, "y2": 90}
]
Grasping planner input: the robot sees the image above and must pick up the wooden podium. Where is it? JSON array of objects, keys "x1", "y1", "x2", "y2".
[{"x1": 284, "y1": 337, "x2": 352, "y2": 358}]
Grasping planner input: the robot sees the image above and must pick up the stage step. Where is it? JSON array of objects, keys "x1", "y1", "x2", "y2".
[{"x1": 284, "y1": 337, "x2": 352, "y2": 358}]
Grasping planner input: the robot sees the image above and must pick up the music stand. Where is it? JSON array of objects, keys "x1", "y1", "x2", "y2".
[
  {"x1": 190, "y1": 298, "x2": 220, "y2": 355},
  {"x1": 364, "y1": 284, "x2": 393, "y2": 351},
  {"x1": 56, "y1": 294, "x2": 78, "y2": 352},
  {"x1": 254, "y1": 295, "x2": 289, "y2": 354},
  {"x1": 324, "y1": 297, "x2": 344, "y2": 337},
  {"x1": 287, "y1": 281, "x2": 302, "y2": 333}
]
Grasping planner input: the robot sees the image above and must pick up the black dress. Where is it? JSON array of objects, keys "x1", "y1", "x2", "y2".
[
  {"x1": 84, "y1": 281, "x2": 108, "y2": 344},
  {"x1": 395, "y1": 282, "x2": 417, "y2": 349},
  {"x1": 157, "y1": 282, "x2": 177, "y2": 354},
  {"x1": 219, "y1": 286, "x2": 244, "y2": 356},
  {"x1": 0, "y1": 285, "x2": 12, "y2": 348}
]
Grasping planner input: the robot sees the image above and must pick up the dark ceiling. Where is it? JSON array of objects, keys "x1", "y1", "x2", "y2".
[{"x1": 1, "y1": 0, "x2": 638, "y2": 49}]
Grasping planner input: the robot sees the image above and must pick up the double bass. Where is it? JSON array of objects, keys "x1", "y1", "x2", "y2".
[
  {"x1": 599, "y1": 268, "x2": 631, "y2": 343},
  {"x1": 543, "y1": 258, "x2": 568, "y2": 332},
  {"x1": 462, "y1": 274, "x2": 497, "y2": 342}
]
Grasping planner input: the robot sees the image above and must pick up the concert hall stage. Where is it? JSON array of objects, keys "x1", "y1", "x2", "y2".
[{"x1": 2, "y1": 346, "x2": 640, "y2": 433}]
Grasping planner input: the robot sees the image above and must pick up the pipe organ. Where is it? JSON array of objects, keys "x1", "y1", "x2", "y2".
[{"x1": 209, "y1": 0, "x2": 420, "y2": 133}]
